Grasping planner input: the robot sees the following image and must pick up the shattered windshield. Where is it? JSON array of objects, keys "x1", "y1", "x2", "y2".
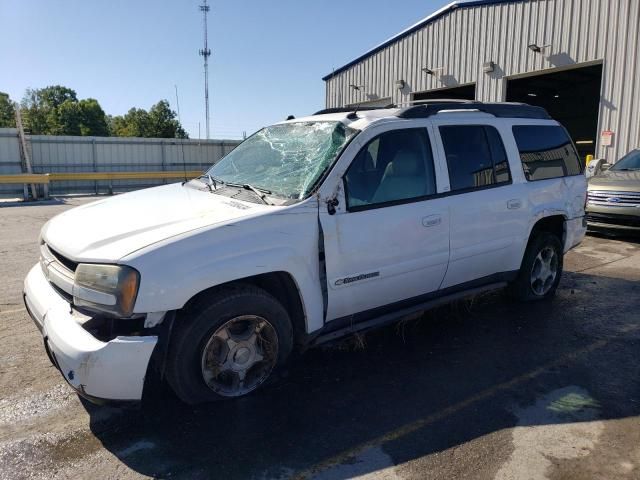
[{"x1": 205, "y1": 121, "x2": 358, "y2": 200}]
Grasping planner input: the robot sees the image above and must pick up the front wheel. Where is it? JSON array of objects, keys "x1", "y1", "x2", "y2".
[
  {"x1": 166, "y1": 285, "x2": 293, "y2": 404},
  {"x1": 509, "y1": 232, "x2": 563, "y2": 302}
]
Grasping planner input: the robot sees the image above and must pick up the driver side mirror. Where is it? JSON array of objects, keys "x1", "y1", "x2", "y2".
[{"x1": 600, "y1": 163, "x2": 612, "y2": 171}]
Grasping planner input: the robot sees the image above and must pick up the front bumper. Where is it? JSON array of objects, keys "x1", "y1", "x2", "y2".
[
  {"x1": 586, "y1": 211, "x2": 640, "y2": 232},
  {"x1": 23, "y1": 264, "x2": 158, "y2": 402}
]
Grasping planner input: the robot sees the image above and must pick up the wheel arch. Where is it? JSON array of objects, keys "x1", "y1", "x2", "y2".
[
  {"x1": 529, "y1": 214, "x2": 566, "y2": 245},
  {"x1": 519, "y1": 214, "x2": 567, "y2": 269},
  {"x1": 180, "y1": 271, "x2": 308, "y2": 347}
]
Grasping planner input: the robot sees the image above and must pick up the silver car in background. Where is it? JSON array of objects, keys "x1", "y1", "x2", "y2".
[{"x1": 587, "y1": 149, "x2": 640, "y2": 233}]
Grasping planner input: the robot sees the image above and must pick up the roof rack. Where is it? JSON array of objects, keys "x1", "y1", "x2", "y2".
[
  {"x1": 397, "y1": 101, "x2": 551, "y2": 119},
  {"x1": 313, "y1": 104, "x2": 396, "y2": 115},
  {"x1": 394, "y1": 98, "x2": 476, "y2": 107}
]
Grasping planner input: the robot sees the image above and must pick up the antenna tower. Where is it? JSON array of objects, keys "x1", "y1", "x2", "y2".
[{"x1": 199, "y1": 0, "x2": 211, "y2": 139}]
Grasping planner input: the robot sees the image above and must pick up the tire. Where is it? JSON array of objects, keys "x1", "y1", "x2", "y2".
[
  {"x1": 165, "y1": 284, "x2": 293, "y2": 405},
  {"x1": 509, "y1": 231, "x2": 564, "y2": 302}
]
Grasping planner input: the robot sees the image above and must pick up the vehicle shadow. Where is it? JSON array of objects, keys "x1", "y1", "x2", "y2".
[
  {"x1": 587, "y1": 229, "x2": 640, "y2": 245},
  {"x1": 84, "y1": 270, "x2": 640, "y2": 479}
]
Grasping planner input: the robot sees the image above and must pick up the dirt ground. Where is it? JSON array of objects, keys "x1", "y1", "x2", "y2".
[{"x1": 1, "y1": 197, "x2": 639, "y2": 480}]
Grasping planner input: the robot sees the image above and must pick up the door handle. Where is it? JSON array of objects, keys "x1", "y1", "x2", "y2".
[
  {"x1": 507, "y1": 199, "x2": 522, "y2": 210},
  {"x1": 422, "y1": 214, "x2": 442, "y2": 227}
]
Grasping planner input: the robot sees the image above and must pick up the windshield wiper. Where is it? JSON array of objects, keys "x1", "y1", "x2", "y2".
[
  {"x1": 197, "y1": 174, "x2": 228, "y2": 191},
  {"x1": 242, "y1": 184, "x2": 274, "y2": 205},
  {"x1": 196, "y1": 174, "x2": 216, "y2": 191},
  {"x1": 223, "y1": 181, "x2": 273, "y2": 205}
]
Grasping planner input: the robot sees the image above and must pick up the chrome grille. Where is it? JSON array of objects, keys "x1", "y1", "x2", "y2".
[
  {"x1": 47, "y1": 245, "x2": 78, "y2": 272},
  {"x1": 40, "y1": 243, "x2": 75, "y2": 297},
  {"x1": 587, "y1": 190, "x2": 640, "y2": 207}
]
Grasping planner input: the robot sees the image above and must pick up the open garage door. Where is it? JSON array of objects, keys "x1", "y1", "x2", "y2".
[
  {"x1": 506, "y1": 64, "x2": 602, "y2": 161},
  {"x1": 347, "y1": 97, "x2": 392, "y2": 108},
  {"x1": 413, "y1": 84, "x2": 476, "y2": 101}
]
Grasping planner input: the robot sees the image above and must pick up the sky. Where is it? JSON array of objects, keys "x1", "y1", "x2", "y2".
[{"x1": 0, "y1": 0, "x2": 450, "y2": 140}]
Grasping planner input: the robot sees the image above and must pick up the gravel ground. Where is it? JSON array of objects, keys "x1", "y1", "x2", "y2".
[{"x1": 0, "y1": 196, "x2": 639, "y2": 479}]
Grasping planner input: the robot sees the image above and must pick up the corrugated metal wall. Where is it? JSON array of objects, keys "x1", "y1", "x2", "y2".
[
  {"x1": 0, "y1": 129, "x2": 240, "y2": 197},
  {"x1": 325, "y1": 0, "x2": 640, "y2": 162}
]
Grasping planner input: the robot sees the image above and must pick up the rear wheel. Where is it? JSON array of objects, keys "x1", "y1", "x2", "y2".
[
  {"x1": 166, "y1": 285, "x2": 293, "y2": 404},
  {"x1": 509, "y1": 232, "x2": 563, "y2": 301}
]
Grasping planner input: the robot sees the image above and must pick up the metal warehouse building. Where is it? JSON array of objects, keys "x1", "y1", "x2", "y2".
[{"x1": 323, "y1": 0, "x2": 640, "y2": 162}]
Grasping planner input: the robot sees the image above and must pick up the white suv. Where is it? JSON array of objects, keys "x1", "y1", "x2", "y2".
[{"x1": 23, "y1": 101, "x2": 587, "y2": 404}]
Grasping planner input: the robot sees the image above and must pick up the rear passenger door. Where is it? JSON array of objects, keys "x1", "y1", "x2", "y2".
[{"x1": 431, "y1": 120, "x2": 528, "y2": 288}]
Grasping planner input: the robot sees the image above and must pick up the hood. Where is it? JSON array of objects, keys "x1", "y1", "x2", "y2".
[
  {"x1": 42, "y1": 183, "x2": 269, "y2": 261},
  {"x1": 589, "y1": 170, "x2": 640, "y2": 191}
]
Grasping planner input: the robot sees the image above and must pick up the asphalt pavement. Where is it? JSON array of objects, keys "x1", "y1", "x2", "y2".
[{"x1": 1, "y1": 196, "x2": 639, "y2": 479}]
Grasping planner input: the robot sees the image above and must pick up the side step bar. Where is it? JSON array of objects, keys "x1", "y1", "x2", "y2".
[{"x1": 310, "y1": 282, "x2": 508, "y2": 346}]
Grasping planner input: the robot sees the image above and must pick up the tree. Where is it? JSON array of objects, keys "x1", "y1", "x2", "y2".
[
  {"x1": 109, "y1": 108, "x2": 151, "y2": 137},
  {"x1": 21, "y1": 88, "x2": 49, "y2": 134},
  {"x1": 16, "y1": 86, "x2": 186, "y2": 138},
  {"x1": 78, "y1": 99, "x2": 109, "y2": 136},
  {"x1": 20, "y1": 86, "x2": 108, "y2": 136},
  {"x1": 0, "y1": 92, "x2": 16, "y2": 128},
  {"x1": 49, "y1": 100, "x2": 82, "y2": 135},
  {"x1": 149, "y1": 100, "x2": 188, "y2": 138},
  {"x1": 110, "y1": 100, "x2": 187, "y2": 139}
]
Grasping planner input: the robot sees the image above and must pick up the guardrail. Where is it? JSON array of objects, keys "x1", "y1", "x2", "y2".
[{"x1": 0, "y1": 170, "x2": 203, "y2": 200}]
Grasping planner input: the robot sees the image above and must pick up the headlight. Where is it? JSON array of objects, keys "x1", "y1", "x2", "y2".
[{"x1": 73, "y1": 264, "x2": 140, "y2": 317}]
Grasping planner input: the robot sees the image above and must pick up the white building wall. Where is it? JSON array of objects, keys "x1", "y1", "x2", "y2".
[{"x1": 324, "y1": 0, "x2": 640, "y2": 162}]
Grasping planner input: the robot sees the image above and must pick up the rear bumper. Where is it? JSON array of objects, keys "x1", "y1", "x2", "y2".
[
  {"x1": 564, "y1": 216, "x2": 587, "y2": 252},
  {"x1": 23, "y1": 264, "x2": 158, "y2": 403}
]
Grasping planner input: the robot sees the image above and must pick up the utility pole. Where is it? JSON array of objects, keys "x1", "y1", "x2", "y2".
[
  {"x1": 174, "y1": 85, "x2": 181, "y2": 124},
  {"x1": 199, "y1": 0, "x2": 211, "y2": 139}
]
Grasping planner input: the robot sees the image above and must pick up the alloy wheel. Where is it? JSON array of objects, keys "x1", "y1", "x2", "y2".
[
  {"x1": 200, "y1": 315, "x2": 279, "y2": 397},
  {"x1": 529, "y1": 246, "x2": 558, "y2": 296}
]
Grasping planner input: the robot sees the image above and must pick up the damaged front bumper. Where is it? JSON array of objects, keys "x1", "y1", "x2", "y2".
[{"x1": 23, "y1": 264, "x2": 158, "y2": 403}]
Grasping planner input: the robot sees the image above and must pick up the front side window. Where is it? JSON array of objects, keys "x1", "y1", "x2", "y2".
[
  {"x1": 512, "y1": 125, "x2": 582, "y2": 181},
  {"x1": 206, "y1": 121, "x2": 358, "y2": 200},
  {"x1": 439, "y1": 125, "x2": 511, "y2": 191},
  {"x1": 344, "y1": 128, "x2": 436, "y2": 210}
]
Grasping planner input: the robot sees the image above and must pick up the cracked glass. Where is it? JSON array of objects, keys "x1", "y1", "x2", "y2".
[{"x1": 206, "y1": 121, "x2": 358, "y2": 200}]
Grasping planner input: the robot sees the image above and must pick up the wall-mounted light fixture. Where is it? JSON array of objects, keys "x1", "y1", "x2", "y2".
[
  {"x1": 396, "y1": 80, "x2": 406, "y2": 90},
  {"x1": 349, "y1": 84, "x2": 364, "y2": 91},
  {"x1": 483, "y1": 61, "x2": 495, "y2": 73},
  {"x1": 528, "y1": 43, "x2": 551, "y2": 53},
  {"x1": 422, "y1": 67, "x2": 444, "y2": 76}
]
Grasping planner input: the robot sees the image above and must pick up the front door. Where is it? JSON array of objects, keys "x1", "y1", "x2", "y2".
[{"x1": 318, "y1": 125, "x2": 450, "y2": 322}]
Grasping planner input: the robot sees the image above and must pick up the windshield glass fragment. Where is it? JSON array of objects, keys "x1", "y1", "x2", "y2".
[{"x1": 205, "y1": 121, "x2": 358, "y2": 200}]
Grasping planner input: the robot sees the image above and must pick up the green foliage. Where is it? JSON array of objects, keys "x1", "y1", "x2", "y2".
[
  {"x1": 110, "y1": 100, "x2": 188, "y2": 139},
  {"x1": 0, "y1": 92, "x2": 16, "y2": 128},
  {"x1": 77, "y1": 99, "x2": 109, "y2": 136},
  {"x1": 20, "y1": 86, "x2": 109, "y2": 136},
  {"x1": 18, "y1": 85, "x2": 180, "y2": 138}
]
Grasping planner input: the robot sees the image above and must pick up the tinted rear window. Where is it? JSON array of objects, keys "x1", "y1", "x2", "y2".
[
  {"x1": 439, "y1": 125, "x2": 511, "y2": 191},
  {"x1": 512, "y1": 125, "x2": 582, "y2": 181}
]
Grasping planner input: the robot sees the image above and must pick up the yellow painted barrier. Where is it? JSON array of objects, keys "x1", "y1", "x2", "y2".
[
  {"x1": 47, "y1": 171, "x2": 202, "y2": 181},
  {"x1": 0, "y1": 171, "x2": 203, "y2": 200},
  {"x1": 0, "y1": 174, "x2": 50, "y2": 184}
]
